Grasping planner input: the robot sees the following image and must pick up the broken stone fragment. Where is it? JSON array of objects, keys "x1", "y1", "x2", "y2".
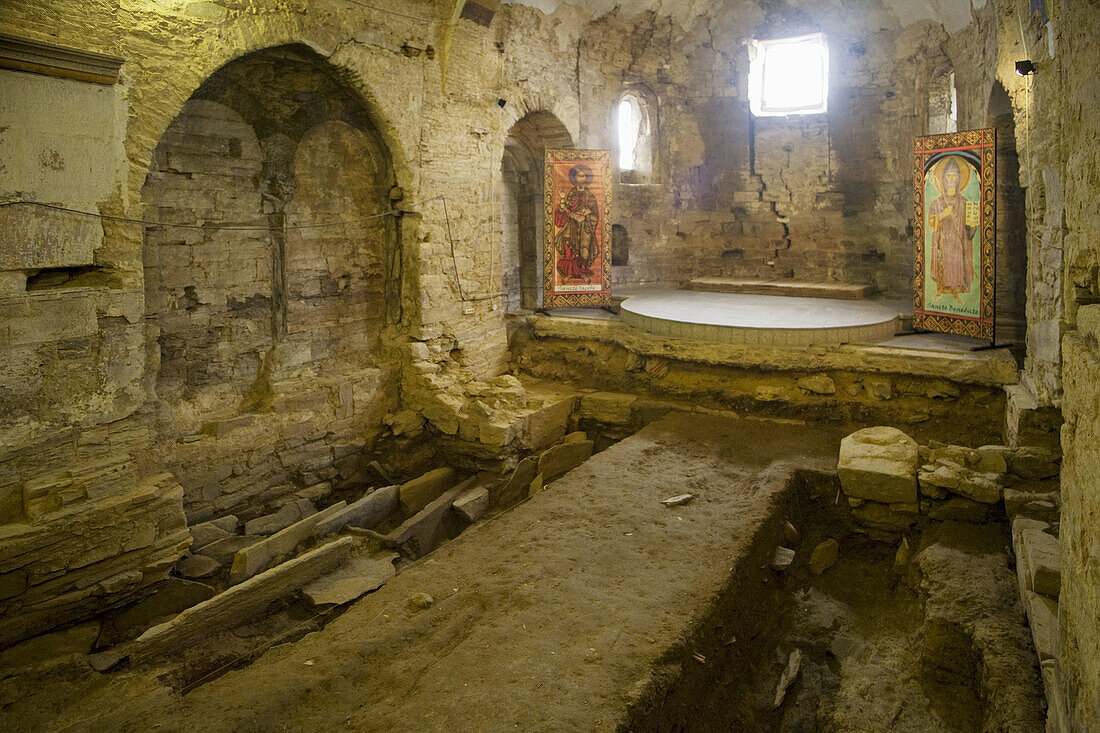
[
  {"x1": 386, "y1": 409, "x2": 425, "y2": 436},
  {"x1": 893, "y1": 537, "x2": 911, "y2": 575},
  {"x1": 539, "y1": 439, "x2": 594, "y2": 483},
  {"x1": 796, "y1": 374, "x2": 836, "y2": 395},
  {"x1": 189, "y1": 515, "x2": 238, "y2": 550},
  {"x1": 1019, "y1": 528, "x2": 1061, "y2": 599},
  {"x1": 773, "y1": 648, "x2": 802, "y2": 709},
  {"x1": 927, "y1": 497, "x2": 994, "y2": 523},
  {"x1": 132, "y1": 538, "x2": 353, "y2": 663},
  {"x1": 770, "y1": 546, "x2": 796, "y2": 571},
  {"x1": 0, "y1": 621, "x2": 100, "y2": 669},
  {"x1": 408, "y1": 592, "x2": 434, "y2": 610},
  {"x1": 399, "y1": 467, "x2": 458, "y2": 516},
  {"x1": 382, "y1": 483, "x2": 469, "y2": 559},
  {"x1": 451, "y1": 486, "x2": 490, "y2": 524},
  {"x1": 175, "y1": 554, "x2": 221, "y2": 580},
  {"x1": 809, "y1": 539, "x2": 839, "y2": 575},
  {"x1": 243, "y1": 498, "x2": 316, "y2": 536},
  {"x1": 1003, "y1": 486, "x2": 1058, "y2": 522},
  {"x1": 850, "y1": 501, "x2": 916, "y2": 532},
  {"x1": 1024, "y1": 591, "x2": 1059, "y2": 662},
  {"x1": 837, "y1": 426, "x2": 919, "y2": 504},
  {"x1": 494, "y1": 456, "x2": 539, "y2": 507},
  {"x1": 314, "y1": 485, "x2": 399, "y2": 537},
  {"x1": 196, "y1": 535, "x2": 263, "y2": 566},
  {"x1": 919, "y1": 462, "x2": 1003, "y2": 504},
  {"x1": 580, "y1": 391, "x2": 637, "y2": 424},
  {"x1": 661, "y1": 494, "x2": 694, "y2": 507},
  {"x1": 974, "y1": 445, "x2": 1009, "y2": 474},
  {"x1": 101, "y1": 578, "x2": 216, "y2": 646},
  {"x1": 301, "y1": 551, "x2": 398, "y2": 607}
]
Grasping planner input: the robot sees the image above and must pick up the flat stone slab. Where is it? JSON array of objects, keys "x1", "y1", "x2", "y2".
[
  {"x1": 314, "y1": 485, "x2": 399, "y2": 537},
  {"x1": 229, "y1": 501, "x2": 347, "y2": 584},
  {"x1": 1019, "y1": 528, "x2": 1061, "y2": 599},
  {"x1": 538, "y1": 439, "x2": 594, "y2": 483},
  {"x1": 243, "y1": 499, "x2": 315, "y2": 536},
  {"x1": 688, "y1": 277, "x2": 872, "y2": 300},
  {"x1": 302, "y1": 551, "x2": 398, "y2": 607},
  {"x1": 399, "y1": 468, "x2": 457, "y2": 516},
  {"x1": 451, "y1": 486, "x2": 489, "y2": 524},
  {"x1": 131, "y1": 538, "x2": 353, "y2": 664},
  {"x1": 382, "y1": 480, "x2": 472, "y2": 559},
  {"x1": 104, "y1": 414, "x2": 843, "y2": 731}
]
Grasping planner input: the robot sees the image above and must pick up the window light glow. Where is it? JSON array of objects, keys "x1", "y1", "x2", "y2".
[
  {"x1": 749, "y1": 33, "x2": 829, "y2": 117},
  {"x1": 618, "y1": 96, "x2": 639, "y2": 170}
]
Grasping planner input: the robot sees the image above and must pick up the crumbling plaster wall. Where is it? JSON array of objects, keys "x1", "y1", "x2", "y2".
[{"x1": 0, "y1": 0, "x2": 582, "y2": 644}]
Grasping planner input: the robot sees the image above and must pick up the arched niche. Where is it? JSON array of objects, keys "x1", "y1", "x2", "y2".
[
  {"x1": 141, "y1": 44, "x2": 400, "y2": 519},
  {"x1": 499, "y1": 111, "x2": 573, "y2": 313}
]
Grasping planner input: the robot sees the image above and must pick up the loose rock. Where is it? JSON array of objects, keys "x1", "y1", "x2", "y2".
[{"x1": 809, "y1": 539, "x2": 839, "y2": 575}]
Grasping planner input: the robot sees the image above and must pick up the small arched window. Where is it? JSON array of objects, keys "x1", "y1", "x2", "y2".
[{"x1": 617, "y1": 90, "x2": 654, "y2": 182}]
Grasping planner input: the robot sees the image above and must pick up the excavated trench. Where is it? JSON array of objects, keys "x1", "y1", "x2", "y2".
[
  {"x1": 0, "y1": 414, "x2": 1044, "y2": 733},
  {"x1": 635, "y1": 470, "x2": 1043, "y2": 732}
]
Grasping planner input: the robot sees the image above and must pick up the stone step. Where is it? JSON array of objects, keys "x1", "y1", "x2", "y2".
[{"x1": 688, "y1": 277, "x2": 872, "y2": 300}]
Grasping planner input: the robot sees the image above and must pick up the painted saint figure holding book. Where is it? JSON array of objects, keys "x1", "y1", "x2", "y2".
[{"x1": 928, "y1": 156, "x2": 980, "y2": 304}]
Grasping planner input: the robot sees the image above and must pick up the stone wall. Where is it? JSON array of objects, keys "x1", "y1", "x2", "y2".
[
  {"x1": 575, "y1": 6, "x2": 965, "y2": 298},
  {"x1": 0, "y1": 0, "x2": 583, "y2": 643},
  {"x1": 1055, "y1": 0, "x2": 1100, "y2": 726}
]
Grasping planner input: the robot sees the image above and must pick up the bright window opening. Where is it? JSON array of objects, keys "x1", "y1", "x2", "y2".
[
  {"x1": 749, "y1": 33, "x2": 829, "y2": 117},
  {"x1": 618, "y1": 96, "x2": 640, "y2": 170}
]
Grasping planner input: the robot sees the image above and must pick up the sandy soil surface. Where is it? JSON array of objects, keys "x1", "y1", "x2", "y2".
[{"x1": 2, "y1": 414, "x2": 845, "y2": 732}]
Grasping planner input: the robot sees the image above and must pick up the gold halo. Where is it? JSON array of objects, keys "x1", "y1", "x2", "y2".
[{"x1": 932, "y1": 155, "x2": 972, "y2": 194}]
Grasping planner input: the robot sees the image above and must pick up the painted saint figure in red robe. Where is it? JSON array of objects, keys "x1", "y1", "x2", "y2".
[
  {"x1": 929, "y1": 157, "x2": 976, "y2": 304},
  {"x1": 552, "y1": 164, "x2": 600, "y2": 281}
]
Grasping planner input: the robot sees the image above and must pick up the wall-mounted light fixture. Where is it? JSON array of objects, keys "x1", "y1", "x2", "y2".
[{"x1": 1015, "y1": 59, "x2": 1036, "y2": 76}]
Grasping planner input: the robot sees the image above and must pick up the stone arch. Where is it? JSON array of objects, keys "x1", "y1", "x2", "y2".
[
  {"x1": 499, "y1": 110, "x2": 574, "y2": 313},
  {"x1": 141, "y1": 45, "x2": 401, "y2": 521},
  {"x1": 987, "y1": 80, "x2": 1027, "y2": 358}
]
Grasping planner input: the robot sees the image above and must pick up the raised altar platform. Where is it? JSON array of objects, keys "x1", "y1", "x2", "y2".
[{"x1": 618, "y1": 290, "x2": 900, "y2": 347}]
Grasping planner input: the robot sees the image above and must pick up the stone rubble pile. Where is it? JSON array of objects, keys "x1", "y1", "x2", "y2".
[
  {"x1": 80, "y1": 429, "x2": 598, "y2": 668},
  {"x1": 837, "y1": 425, "x2": 1060, "y2": 542},
  {"x1": 837, "y1": 424, "x2": 1066, "y2": 731}
]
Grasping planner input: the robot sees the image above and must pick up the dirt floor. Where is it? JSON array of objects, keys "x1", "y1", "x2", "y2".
[{"x1": 0, "y1": 413, "x2": 1043, "y2": 732}]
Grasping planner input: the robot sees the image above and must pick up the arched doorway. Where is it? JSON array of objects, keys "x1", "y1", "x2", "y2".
[
  {"x1": 987, "y1": 81, "x2": 1027, "y2": 359},
  {"x1": 499, "y1": 111, "x2": 573, "y2": 313},
  {"x1": 142, "y1": 45, "x2": 399, "y2": 521}
]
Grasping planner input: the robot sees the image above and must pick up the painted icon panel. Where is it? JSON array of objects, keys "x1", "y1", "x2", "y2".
[
  {"x1": 913, "y1": 129, "x2": 996, "y2": 340},
  {"x1": 543, "y1": 149, "x2": 612, "y2": 308}
]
